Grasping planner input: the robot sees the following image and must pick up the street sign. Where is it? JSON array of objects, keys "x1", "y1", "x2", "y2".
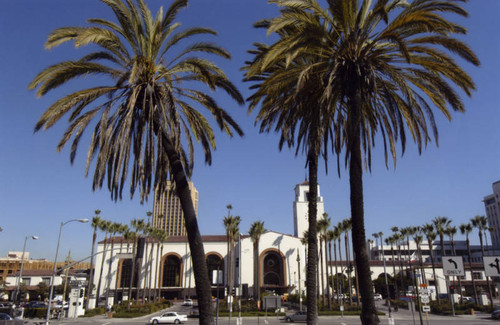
[
  {"x1": 422, "y1": 305, "x2": 430, "y2": 312},
  {"x1": 442, "y1": 256, "x2": 464, "y2": 276},
  {"x1": 420, "y1": 295, "x2": 429, "y2": 304},
  {"x1": 483, "y1": 256, "x2": 500, "y2": 277}
]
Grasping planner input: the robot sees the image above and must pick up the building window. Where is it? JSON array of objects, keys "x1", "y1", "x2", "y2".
[
  {"x1": 263, "y1": 251, "x2": 284, "y2": 286},
  {"x1": 21, "y1": 278, "x2": 30, "y2": 285},
  {"x1": 472, "y1": 272, "x2": 482, "y2": 280},
  {"x1": 42, "y1": 277, "x2": 51, "y2": 285}
]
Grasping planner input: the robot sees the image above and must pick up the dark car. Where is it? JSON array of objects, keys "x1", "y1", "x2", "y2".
[
  {"x1": 492, "y1": 309, "x2": 500, "y2": 320},
  {"x1": 0, "y1": 313, "x2": 12, "y2": 320},
  {"x1": 283, "y1": 311, "x2": 307, "y2": 323}
]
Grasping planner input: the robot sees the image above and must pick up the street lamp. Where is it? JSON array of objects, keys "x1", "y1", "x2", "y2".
[
  {"x1": 45, "y1": 218, "x2": 88, "y2": 324},
  {"x1": 14, "y1": 235, "x2": 38, "y2": 303},
  {"x1": 373, "y1": 232, "x2": 392, "y2": 319}
]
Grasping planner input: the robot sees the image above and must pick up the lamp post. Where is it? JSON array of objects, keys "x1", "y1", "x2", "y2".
[
  {"x1": 45, "y1": 218, "x2": 88, "y2": 325},
  {"x1": 14, "y1": 235, "x2": 38, "y2": 302},
  {"x1": 373, "y1": 232, "x2": 392, "y2": 319}
]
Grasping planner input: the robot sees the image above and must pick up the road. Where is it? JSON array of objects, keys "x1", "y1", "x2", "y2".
[{"x1": 21, "y1": 301, "x2": 500, "y2": 325}]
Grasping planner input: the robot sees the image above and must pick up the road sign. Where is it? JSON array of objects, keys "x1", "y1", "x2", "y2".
[
  {"x1": 420, "y1": 294, "x2": 429, "y2": 304},
  {"x1": 483, "y1": 256, "x2": 500, "y2": 277},
  {"x1": 422, "y1": 305, "x2": 431, "y2": 312},
  {"x1": 442, "y1": 256, "x2": 464, "y2": 276}
]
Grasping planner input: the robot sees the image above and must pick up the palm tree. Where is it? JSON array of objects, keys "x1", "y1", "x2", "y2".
[
  {"x1": 471, "y1": 215, "x2": 493, "y2": 305},
  {"x1": 326, "y1": 228, "x2": 337, "y2": 308},
  {"x1": 87, "y1": 210, "x2": 102, "y2": 308},
  {"x1": 422, "y1": 223, "x2": 440, "y2": 304},
  {"x1": 341, "y1": 219, "x2": 353, "y2": 305},
  {"x1": 245, "y1": 12, "x2": 340, "y2": 322},
  {"x1": 105, "y1": 222, "x2": 121, "y2": 303},
  {"x1": 156, "y1": 229, "x2": 168, "y2": 300},
  {"x1": 249, "y1": 221, "x2": 266, "y2": 302},
  {"x1": 385, "y1": 235, "x2": 399, "y2": 299},
  {"x1": 459, "y1": 223, "x2": 478, "y2": 304},
  {"x1": 114, "y1": 223, "x2": 129, "y2": 303},
  {"x1": 317, "y1": 214, "x2": 330, "y2": 306},
  {"x1": 433, "y1": 217, "x2": 452, "y2": 259},
  {"x1": 128, "y1": 218, "x2": 145, "y2": 306},
  {"x1": 445, "y1": 225, "x2": 462, "y2": 302},
  {"x1": 246, "y1": 0, "x2": 478, "y2": 322},
  {"x1": 96, "y1": 219, "x2": 111, "y2": 304},
  {"x1": 29, "y1": 1, "x2": 244, "y2": 321},
  {"x1": 223, "y1": 214, "x2": 240, "y2": 305}
]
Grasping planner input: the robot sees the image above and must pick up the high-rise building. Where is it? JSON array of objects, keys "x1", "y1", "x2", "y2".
[
  {"x1": 152, "y1": 181, "x2": 198, "y2": 236},
  {"x1": 293, "y1": 180, "x2": 324, "y2": 237},
  {"x1": 484, "y1": 180, "x2": 500, "y2": 248}
]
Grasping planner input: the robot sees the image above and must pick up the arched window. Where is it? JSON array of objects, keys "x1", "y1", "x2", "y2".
[
  {"x1": 263, "y1": 251, "x2": 283, "y2": 286},
  {"x1": 162, "y1": 255, "x2": 181, "y2": 287},
  {"x1": 206, "y1": 254, "x2": 224, "y2": 286}
]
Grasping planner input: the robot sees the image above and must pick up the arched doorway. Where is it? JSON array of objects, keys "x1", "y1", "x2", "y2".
[
  {"x1": 206, "y1": 253, "x2": 224, "y2": 298},
  {"x1": 260, "y1": 250, "x2": 287, "y2": 294},
  {"x1": 162, "y1": 255, "x2": 182, "y2": 287}
]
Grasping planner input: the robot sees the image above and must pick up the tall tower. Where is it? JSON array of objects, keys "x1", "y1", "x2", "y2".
[
  {"x1": 153, "y1": 181, "x2": 198, "y2": 236},
  {"x1": 293, "y1": 181, "x2": 324, "y2": 237},
  {"x1": 484, "y1": 180, "x2": 500, "y2": 249}
]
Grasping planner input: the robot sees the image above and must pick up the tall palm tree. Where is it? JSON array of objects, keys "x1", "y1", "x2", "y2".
[
  {"x1": 29, "y1": 1, "x2": 243, "y2": 321},
  {"x1": 459, "y1": 222, "x2": 478, "y2": 304},
  {"x1": 385, "y1": 235, "x2": 399, "y2": 299},
  {"x1": 249, "y1": 221, "x2": 266, "y2": 302},
  {"x1": 96, "y1": 219, "x2": 111, "y2": 304},
  {"x1": 341, "y1": 219, "x2": 353, "y2": 305},
  {"x1": 223, "y1": 214, "x2": 240, "y2": 304},
  {"x1": 105, "y1": 222, "x2": 121, "y2": 303},
  {"x1": 445, "y1": 225, "x2": 462, "y2": 302},
  {"x1": 156, "y1": 229, "x2": 168, "y2": 300},
  {"x1": 87, "y1": 210, "x2": 102, "y2": 308},
  {"x1": 391, "y1": 227, "x2": 405, "y2": 296},
  {"x1": 246, "y1": 0, "x2": 478, "y2": 322},
  {"x1": 326, "y1": 228, "x2": 337, "y2": 308},
  {"x1": 129, "y1": 218, "x2": 145, "y2": 306},
  {"x1": 433, "y1": 217, "x2": 452, "y2": 259},
  {"x1": 471, "y1": 215, "x2": 493, "y2": 305},
  {"x1": 422, "y1": 223, "x2": 440, "y2": 304},
  {"x1": 317, "y1": 213, "x2": 330, "y2": 306},
  {"x1": 114, "y1": 223, "x2": 129, "y2": 303}
]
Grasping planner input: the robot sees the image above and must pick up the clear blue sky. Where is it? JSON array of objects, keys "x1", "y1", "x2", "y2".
[{"x1": 1, "y1": 0, "x2": 499, "y2": 261}]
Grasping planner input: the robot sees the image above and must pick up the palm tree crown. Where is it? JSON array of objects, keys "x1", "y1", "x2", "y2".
[{"x1": 29, "y1": 0, "x2": 243, "y2": 202}]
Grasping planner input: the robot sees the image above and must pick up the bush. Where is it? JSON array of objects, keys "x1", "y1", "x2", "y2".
[{"x1": 81, "y1": 307, "x2": 106, "y2": 317}]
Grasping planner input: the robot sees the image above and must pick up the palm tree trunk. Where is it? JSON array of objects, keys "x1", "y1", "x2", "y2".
[
  {"x1": 105, "y1": 238, "x2": 116, "y2": 304},
  {"x1": 319, "y1": 237, "x2": 325, "y2": 306},
  {"x1": 148, "y1": 238, "x2": 155, "y2": 302},
  {"x1": 96, "y1": 233, "x2": 108, "y2": 305},
  {"x1": 348, "y1": 100, "x2": 379, "y2": 324},
  {"x1": 86, "y1": 227, "x2": 98, "y2": 309},
  {"x1": 466, "y1": 237, "x2": 478, "y2": 303},
  {"x1": 479, "y1": 233, "x2": 493, "y2": 306},
  {"x1": 164, "y1": 137, "x2": 214, "y2": 324},
  {"x1": 327, "y1": 240, "x2": 332, "y2": 309},
  {"x1": 254, "y1": 241, "x2": 260, "y2": 302},
  {"x1": 397, "y1": 244, "x2": 405, "y2": 295},
  {"x1": 390, "y1": 245, "x2": 399, "y2": 298},
  {"x1": 158, "y1": 244, "x2": 164, "y2": 299},
  {"x1": 428, "y1": 240, "x2": 440, "y2": 305},
  {"x1": 128, "y1": 235, "x2": 138, "y2": 309},
  {"x1": 306, "y1": 149, "x2": 319, "y2": 325},
  {"x1": 337, "y1": 238, "x2": 342, "y2": 304},
  {"x1": 345, "y1": 233, "x2": 352, "y2": 305}
]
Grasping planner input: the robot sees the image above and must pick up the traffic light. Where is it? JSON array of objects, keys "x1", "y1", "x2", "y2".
[
  {"x1": 231, "y1": 287, "x2": 236, "y2": 296},
  {"x1": 449, "y1": 285, "x2": 455, "y2": 293},
  {"x1": 235, "y1": 257, "x2": 239, "y2": 267},
  {"x1": 80, "y1": 289, "x2": 84, "y2": 298}
]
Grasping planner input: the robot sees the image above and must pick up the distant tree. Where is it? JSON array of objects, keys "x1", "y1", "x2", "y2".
[
  {"x1": 35, "y1": 282, "x2": 50, "y2": 301},
  {"x1": 249, "y1": 221, "x2": 266, "y2": 302},
  {"x1": 422, "y1": 223, "x2": 440, "y2": 305},
  {"x1": 87, "y1": 210, "x2": 102, "y2": 308},
  {"x1": 460, "y1": 222, "x2": 478, "y2": 303},
  {"x1": 471, "y1": 215, "x2": 493, "y2": 305}
]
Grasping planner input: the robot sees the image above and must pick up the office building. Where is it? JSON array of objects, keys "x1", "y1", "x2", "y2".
[{"x1": 152, "y1": 181, "x2": 198, "y2": 236}]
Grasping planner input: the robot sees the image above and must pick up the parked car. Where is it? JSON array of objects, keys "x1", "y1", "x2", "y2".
[
  {"x1": 182, "y1": 299, "x2": 193, "y2": 306},
  {"x1": 24, "y1": 301, "x2": 47, "y2": 308},
  {"x1": 0, "y1": 313, "x2": 12, "y2": 320},
  {"x1": 282, "y1": 311, "x2": 307, "y2": 323},
  {"x1": 374, "y1": 293, "x2": 383, "y2": 301},
  {"x1": 149, "y1": 312, "x2": 188, "y2": 324},
  {"x1": 492, "y1": 309, "x2": 500, "y2": 320},
  {"x1": 188, "y1": 305, "x2": 199, "y2": 318}
]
